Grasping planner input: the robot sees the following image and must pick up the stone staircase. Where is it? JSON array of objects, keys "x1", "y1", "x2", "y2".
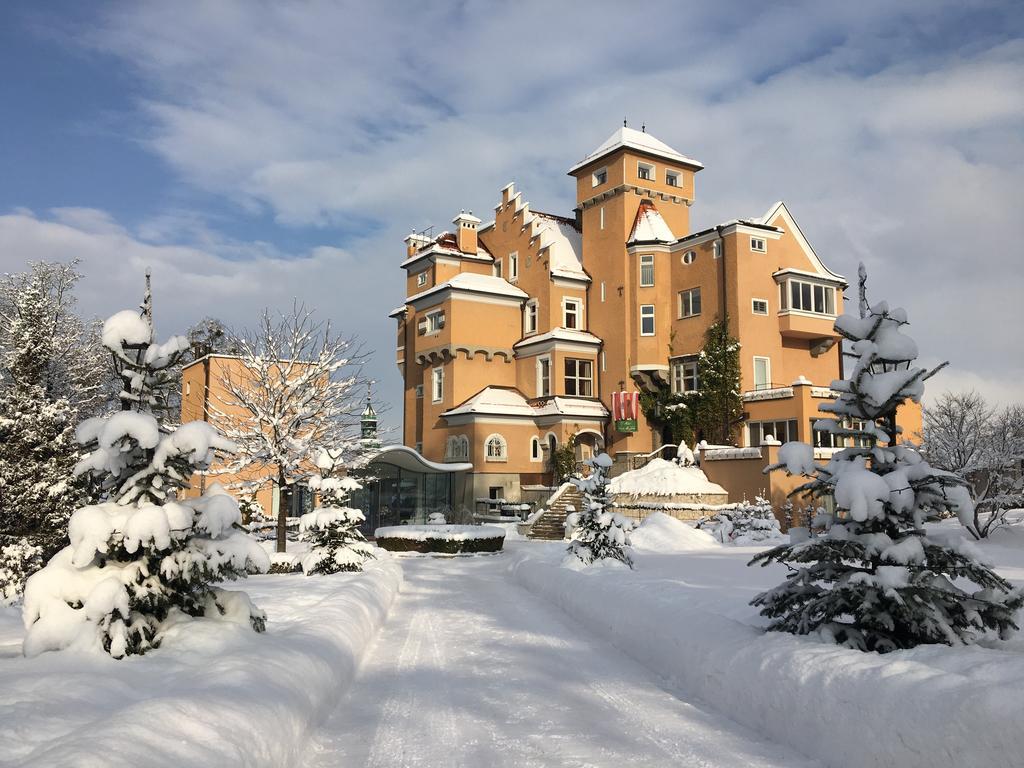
[{"x1": 527, "y1": 483, "x2": 585, "y2": 541}]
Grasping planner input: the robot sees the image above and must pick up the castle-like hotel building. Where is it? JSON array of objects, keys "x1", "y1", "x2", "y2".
[{"x1": 392, "y1": 127, "x2": 919, "y2": 504}]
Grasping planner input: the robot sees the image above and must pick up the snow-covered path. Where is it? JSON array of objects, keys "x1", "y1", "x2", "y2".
[{"x1": 308, "y1": 552, "x2": 818, "y2": 768}]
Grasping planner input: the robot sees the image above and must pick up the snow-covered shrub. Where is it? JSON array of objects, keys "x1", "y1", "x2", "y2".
[
  {"x1": 565, "y1": 453, "x2": 634, "y2": 569},
  {"x1": 697, "y1": 496, "x2": 784, "y2": 545},
  {"x1": 0, "y1": 537, "x2": 44, "y2": 604},
  {"x1": 374, "y1": 525, "x2": 505, "y2": 554},
  {"x1": 22, "y1": 304, "x2": 269, "y2": 659},
  {"x1": 298, "y1": 449, "x2": 375, "y2": 575},
  {"x1": 427, "y1": 511, "x2": 447, "y2": 525},
  {"x1": 751, "y1": 265, "x2": 1023, "y2": 653}
]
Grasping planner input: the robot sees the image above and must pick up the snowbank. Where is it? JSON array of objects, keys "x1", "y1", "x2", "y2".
[
  {"x1": 630, "y1": 513, "x2": 720, "y2": 553},
  {"x1": 610, "y1": 458, "x2": 726, "y2": 498},
  {"x1": 0, "y1": 558, "x2": 403, "y2": 767},
  {"x1": 508, "y1": 542, "x2": 1024, "y2": 768}
]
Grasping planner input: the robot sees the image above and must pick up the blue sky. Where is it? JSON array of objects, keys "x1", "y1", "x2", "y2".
[{"x1": 1, "y1": 0, "x2": 1022, "y2": 428}]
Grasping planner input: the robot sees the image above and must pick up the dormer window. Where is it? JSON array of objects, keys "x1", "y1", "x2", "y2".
[
  {"x1": 750, "y1": 237, "x2": 767, "y2": 253},
  {"x1": 592, "y1": 167, "x2": 608, "y2": 187},
  {"x1": 637, "y1": 162, "x2": 655, "y2": 181},
  {"x1": 666, "y1": 170, "x2": 680, "y2": 188}
]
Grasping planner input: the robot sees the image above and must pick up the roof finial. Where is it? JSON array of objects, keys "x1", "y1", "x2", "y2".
[
  {"x1": 641, "y1": 123, "x2": 646, "y2": 133},
  {"x1": 141, "y1": 268, "x2": 153, "y2": 324},
  {"x1": 623, "y1": 117, "x2": 627, "y2": 128}
]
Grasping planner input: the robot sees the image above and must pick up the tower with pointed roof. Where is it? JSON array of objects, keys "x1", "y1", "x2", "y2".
[
  {"x1": 388, "y1": 125, "x2": 922, "y2": 517},
  {"x1": 360, "y1": 386, "x2": 380, "y2": 451}
]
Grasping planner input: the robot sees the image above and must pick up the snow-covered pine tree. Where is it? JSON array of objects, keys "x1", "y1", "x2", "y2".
[
  {"x1": 298, "y1": 448, "x2": 375, "y2": 575},
  {"x1": 750, "y1": 265, "x2": 1023, "y2": 653},
  {"x1": 0, "y1": 276, "x2": 85, "y2": 599},
  {"x1": 565, "y1": 453, "x2": 635, "y2": 568},
  {"x1": 21, "y1": 294, "x2": 270, "y2": 658},
  {"x1": 695, "y1": 316, "x2": 742, "y2": 445},
  {"x1": 697, "y1": 495, "x2": 783, "y2": 545}
]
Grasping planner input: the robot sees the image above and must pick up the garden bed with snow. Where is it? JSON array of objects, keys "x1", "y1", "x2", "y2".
[
  {"x1": 507, "y1": 514, "x2": 1024, "y2": 768},
  {"x1": 374, "y1": 525, "x2": 505, "y2": 554},
  {"x1": 0, "y1": 559, "x2": 403, "y2": 767}
]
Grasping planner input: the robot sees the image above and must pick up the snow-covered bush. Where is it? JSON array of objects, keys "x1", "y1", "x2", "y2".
[
  {"x1": 298, "y1": 449, "x2": 375, "y2": 575},
  {"x1": 427, "y1": 511, "x2": 447, "y2": 525},
  {"x1": 565, "y1": 453, "x2": 634, "y2": 569},
  {"x1": 374, "y1": 525, "x2": 504, "y2": 554},
  {"x1": 21, "y1": 303, "x2": 269, "y2": 659},
  {"x1": 0, "y1": 537, "x2": 44, "y2": 604},
  {"x1": 697, "y1": 496, "x2": 784, "y2": 545},
  {"x1": 751, "y1": 265, "x2": 1023, "y2": 652}
]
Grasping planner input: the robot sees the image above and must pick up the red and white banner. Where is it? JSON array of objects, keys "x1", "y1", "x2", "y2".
[{"x1": 611, "y1": 391, "x2": 639, "y2": 421}]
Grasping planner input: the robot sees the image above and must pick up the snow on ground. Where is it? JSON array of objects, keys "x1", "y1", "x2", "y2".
[
  {"x1": 0, "y1": 558, "x2": 402, "y2": 767},
  {"x1": 307, "y1": 553, "x2": 818, "y2": 768},
  {"x1": 509, "y1": 522, "x2": 1024, "y2": 768},
  {"x1": 630, "y1": 511, "x2": 720, "y2": 552},
  {"x1": 610, "y1": 457, "x2": 726, "y2": 497}
]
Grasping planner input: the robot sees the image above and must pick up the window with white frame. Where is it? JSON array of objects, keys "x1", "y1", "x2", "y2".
[
  {"x1": 750, "y1": 237, "x2": 767, "y2": 253},
  {"x1": 492, "y1": 258, "x2": 502, "y2": 278},
  {"x1": 783, "y1": 279, "x2": 836, "y2": 315},
  {"x1": 592, "y1": 167, "x2": 608, "y2": 187},
  {"x1": 564, "y1": 358, "x2": 593, "y2": 396},
  {"x1": 524, "y1": 299, "x2": 538, "y2": 334},
  {"x1": 508, "y1": 251, "x2": 519, "y2": 281},
  {"x1": 682, "y1": 250, "x2": 696, "y2": 264},
  {"x1": 753, "y1": 356, "x2": 771, "y2": 391},
  {"x1": 537, "y1": 356, "x2": 551, "y2": 397},
  {"x1": 812, "y1": 418, "x2": 870, "y2": 449},
  {"x1": 485, "y1": 434, "x2": 508, "y2": 461},
  {"x1": 637, "y1": 161, "x2": 654, "y2": 181},
  {"x1": 431, "y1": 366, "x2": 444, "y2": 402},
  {"x1": 417, "y1": 271, "x2": 428, "y2": 287},
  {"x1": 678, "y1": 287, "x2": 701, "y2": 318},
  {"x1": 415, "y1": 384, "x2": 424, "y2": 399},
  {"x1": 562, "y1": 297, "x2": 582, "y2": 329},
  {"x1": 671, "y1": 357, "x2": 699, "y2": 394},
  {"x1": 665, "y1": 170, "x2": 680, "y2": 188},
  {"x1": 639, "y1": 254, "x2": 654, "y2": 287},
  {"x1": 415, "y1": 441, "x2": 423, "y2": 454},
  {"x1": 425, "y1": 310, "x2": 445, "y2": 334},
  {"x1": 530, "y1": 436, "x2": 542, "y2": 462},
  {"x1": 752, "y1": 298, "x2": 769, "y2": 315},
  {"x1": 640, "y1": 304, "x2": 656, "y2": 336},
  {"x1": 712, "y1": 240, "x2": 722, "y2": 258},
  {"x1": 749, "y1": 419, "x2": 798, "y2": 446}
]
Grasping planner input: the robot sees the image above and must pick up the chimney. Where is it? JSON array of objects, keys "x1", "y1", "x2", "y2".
[
  {"x1": 404, "y1": 231, "x2": 432, "y2": 258},
  {"x1": 452, "y1": 210, "x2": 481, "y2": 254}
]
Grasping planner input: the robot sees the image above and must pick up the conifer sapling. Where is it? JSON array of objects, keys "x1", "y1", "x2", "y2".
[
  {"x1": 750, "y1": 265, "x2": 1022, "y2": 652},
  {"x1": 565, "y1": 453, "x2": 634, "y2": 569}
]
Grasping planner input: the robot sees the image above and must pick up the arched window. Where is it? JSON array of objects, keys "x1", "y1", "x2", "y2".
[
  {"x1": 530, "y1": 436, "x2": 542, "y2": 462},
  {"x1": 446, "y1": 435, "x2": 470, "y2": 461},
  {"x1": 546, "y1": 433, "x2": 558, "y2": 455},
  {"x1": 458, "y1": 435, "x2": 470, "y2": 459},
  {"x1": 485, "y1": 434, "x2": 507, "y2": 462}
]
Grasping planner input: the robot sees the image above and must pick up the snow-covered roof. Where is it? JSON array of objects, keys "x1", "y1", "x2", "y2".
[
  {"x1": 407, "y1": 273, "x2": 528, "y2": 305},
  {"x1": 442, "y1": 387, "x2": 536, "y2": 418},
  {"x1": 513, "y1": 328, "x2": 602, "y2": 350},
  {"x1": 441, "y1": 387, "x2": 608, "y2": 420},
  {"x1": 609, "y1": 459, "x2": 727, "y2": 498},
  {"x1": 387, "y1": 306, "x2": 408, "y2": 318},
  {"x1": 628, "y1": 200, "x2": 676, "y2": 245},
  {"x1": 568, "y1": 127, "x2": 704, "y2": 174},
  {"x1": 400, "y1": 231, "x2": 493, "y2": 270},
  {"x1": 533, "y1": 397, "x2": 608, "y2": 419},
  {"x1": 529, "y1": 213, "x2": 589, "y2": 282},
  {"x1": 368, "y1": 445, "x2": 473, "y2": 473}
]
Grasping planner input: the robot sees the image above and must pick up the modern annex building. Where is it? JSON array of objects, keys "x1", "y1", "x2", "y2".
[{"x1": 391, "y1": 127, "x2": 921, "y2": 506}]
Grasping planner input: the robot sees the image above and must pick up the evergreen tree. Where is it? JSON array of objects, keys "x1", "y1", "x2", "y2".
[
  {"x1": 0, "y1": 277, "x2": 86, "y2": 599},
  {"x1": 22, "y1": 290, "x2": 269, "y2": 658},
  {"x1": 298, "y1": 448, "x2": 375, "y2": 575},
  {"x1": 750, "y1": 265, "x2": 1023, "y2": 653},
  {"x1": 565, "y1": 453, "x2": 634, "y2": 568},
  {"x1": 696, "y1": 316, "x2": 742, "y2": 445}
]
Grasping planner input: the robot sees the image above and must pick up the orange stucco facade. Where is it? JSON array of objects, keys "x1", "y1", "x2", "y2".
[{"x1": 393, "y1": 127, "x2": 921, "y2": 503}]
